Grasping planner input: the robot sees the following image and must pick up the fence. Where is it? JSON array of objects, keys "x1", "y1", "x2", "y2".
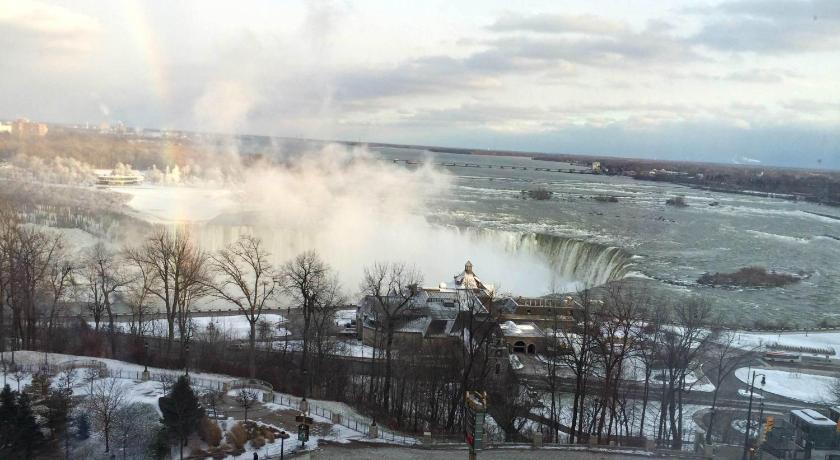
[
  {"x1": 269, "y1": 393, "x2": 416, "y2": 445},
  {"x1": 3, "y1": 360, "x2": 228, "y2": 392},
  {"x1": 3, "y1": 357, "x2": 415, "y2": 446}
]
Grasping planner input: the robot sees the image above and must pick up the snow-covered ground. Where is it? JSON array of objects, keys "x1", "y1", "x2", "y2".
[
  {"x1": 110, "y1": 184, "x2": 236, "y2": 223},
  {"x1": 737, "y1": 388, "x2": 765, "y2": 399},
  {"x1": 2, "y1": 350, "x2": 414, "y2": 458},
  {"x1": 531, "y1": 392, "x2": 704, "y2": 443},
  {"x1": 259, "y1": 339, "x2": 376, "y2": 359},
  {"x1": 734, "y1": 367, "x2": 835, "y2": 403},
  {"x1": 729, "y1": 330, "x2": 840, "y2": 357},
  {"x1": 90, "y1": 314, "x2": 289, "y2": 340}
]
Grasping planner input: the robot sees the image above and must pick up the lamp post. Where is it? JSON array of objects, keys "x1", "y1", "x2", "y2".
[
  {"x1": 141, "y1": 341, "x2": 150, "y2": 381},
  {"x1": 278, "y1": 430, "x2": 289, "y2": 460},
  {"x1": 742, "y1": 371, "x2": 766, "y2": 460},
  {"x1": 184, "y1": 343, "x2": 190, "y2": 377}
]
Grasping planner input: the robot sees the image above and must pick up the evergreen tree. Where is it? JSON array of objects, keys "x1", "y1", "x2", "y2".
[
  {"x1": 46, "y1": 391, "x2": 72, "y2": 459},
  {"x1": 0, "y1": 384, "x2": 19, "y2": 449},
  {"x1": 159, "y1": 375, "x2": 204, "y2": 460},
  {"x1": 13, "y1": 392, "x2": 43, "y2": 458},
  {"x1": 74, "y1": 413, "x2": 91, "y2": 440},
  {"x1": 149, "y1": 425, "x2": 170, "y2": 460}
]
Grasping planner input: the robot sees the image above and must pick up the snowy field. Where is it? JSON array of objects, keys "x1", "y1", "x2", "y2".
[
  {"x1": 258, "y1": 339, "x2": 375, "y2": 359},
  {"x1": 531, "y1": 392, "x2": 704, "y2": 443},
  {"x1": 2, "y1": 350, "x2": 413, "y2": 458},
  {"x1": 734, "y1": 367, "x2": 835, "y2": 403},
  {"x1": 110, "y1": 184, "x2": 236, "y2": 223},
  {"x1": 729, "y1": 330, "x2": 840, "y2": 357},
  {"x1": 90, "y1": 314, "x2": 289, "y2": 340}
]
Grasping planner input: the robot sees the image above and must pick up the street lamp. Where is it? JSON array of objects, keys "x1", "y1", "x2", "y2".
[
  {"x1": 742, "y1": 371, "x2": 766, "y2": 460},
  {"x1": 278, "y1": 430, "x2": 289, "y2": 460},
  {"x1": 184, "y1": 343, "x2": 191, "y2": 377},
  {"x1": 144, "y1": 341, "x2": 149, "y2": 372}
]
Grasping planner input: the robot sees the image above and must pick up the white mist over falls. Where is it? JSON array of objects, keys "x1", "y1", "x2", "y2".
[{"x1": 108, "y1": 144, "x2": 631, "y2": 295}]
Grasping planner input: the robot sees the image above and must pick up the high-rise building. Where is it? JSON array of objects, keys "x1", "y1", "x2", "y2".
[{"x1": 11, "y1": 118, "x2": 48, "y2": 137}]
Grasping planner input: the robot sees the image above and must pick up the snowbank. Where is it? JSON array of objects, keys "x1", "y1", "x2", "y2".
[{"x1": 734, "y1": 367, "x2": 834, "y2": 403}]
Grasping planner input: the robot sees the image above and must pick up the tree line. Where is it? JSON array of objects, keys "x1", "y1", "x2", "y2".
[{"x1": 1, "y1": 198, "x2": 767, "y2": 451}]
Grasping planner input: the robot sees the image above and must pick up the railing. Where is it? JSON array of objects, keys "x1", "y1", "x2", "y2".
[
  {"x1": 3, "y1": 361, "x2": 228, "y2": 392},
  {"x1": 268, "y1": 393, "x2": 416, "y2": 445}
]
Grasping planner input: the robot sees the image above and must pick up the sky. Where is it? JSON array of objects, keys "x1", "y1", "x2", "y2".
[{"x1": 1, "y1": 0, "x2": 839, "y2": 169}]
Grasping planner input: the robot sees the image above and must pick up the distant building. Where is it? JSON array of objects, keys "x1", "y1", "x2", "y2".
[
  {"x1": 11, "y1": 118, "x2": 48, "y2": 137},
  {"x1": 499, "y1": 321, "x2": 545, "y2": 355},
  {"x1": 494, "y1": 295, "x2": 580, "y2": 329},
  {"x1": 0, "y1": 123, "x2": 10, "y2": 134},
  {"x1": 357, "y1": 261, "x2": 496, "y2": 349},
  {"x1": 592, "y1": 161, "x2": 602, "y2": 173}
]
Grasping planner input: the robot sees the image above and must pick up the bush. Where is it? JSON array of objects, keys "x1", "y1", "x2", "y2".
[
  {"x1": 199, "y1": 417, "x2": 223, "y2": 447},
  {"x1": 227, "y1": 422, "x2": 248, "y2": 449},
  {"x1": 252, "y1": 436, "x2": 266, "y2": 448},
  {"x1": 665, "y1": 195, "x2": 688, "y2": 207}
]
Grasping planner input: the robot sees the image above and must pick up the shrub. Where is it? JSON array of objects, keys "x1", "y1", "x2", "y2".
[
  {"x1": 665, "y1": 195, "x2": 688, "y2": 207},
  {"x1": 199, "y1": 417, "x2": 223, "y2": 447},
  {"x1": 227, "y1": 422, "x2": 248, "y2": 449},
  {"x1": 252, "y1": 436, "x2": 266, "y2": 448}
]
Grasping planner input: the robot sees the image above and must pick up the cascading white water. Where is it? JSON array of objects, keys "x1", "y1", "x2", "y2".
[
  {"x1": 518, "y1": 233, "x2": 631, "y2": 287},
  {"x1": 448, "y1": 228, "x2": 632, "y2": 291},
  {"x1": 157, "y1": 219, "x2": 632, "y2": 295}
]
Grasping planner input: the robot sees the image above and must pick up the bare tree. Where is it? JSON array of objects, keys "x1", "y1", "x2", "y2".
[
  {"x1": 634, "y1": 303, "x2": 666, "y2": 439},
  {"x1": 88, "y1": 377, "x2": 128, "y2": 453},
  {"x1": 124, "y1": 249, "x2": 156, "y2": 336},
  {"x1": 83, "y1": 366, "x2": 101, "y2": 395},
  {"x1": 131, "y1": 228, "x2": 208, "y2": 359},
  {"x1": 113, "y1": 402, "x2": 159, "y2": 460},
  {"x1": 282, "y1": 250, "x2": 334, "y2": 392},
  {"x1": 309, "y1": 273, "x2": 344, "y2": 392},
  {"x1": 54, "y1": 368, "x2": 78, "y2": 459},
  {"x1": 0, "y1": 204, "x2": 18, "y2": 355},
  {"x1": 489, "y1": 369, "x2": 538, "y2": 441},
  {"x1": 6, "y1": 226, "x2": 64, "y2": 349},
  {"x1": 236, "y1": 387, "x2": 259, "y2": 422},
  {"x1": 562, "y1": 288, "x2": 597, "y2": 444},
  {"x1": 657, "y1": 299, "x2": 714, "y2": 449},
  {"x1": 206, "y1": 235, "x2": 277, "y2": 378},
  {"x1": 202, "y1": 389, "x2": 224, "y2": 420},
  {"x1": 83, "y1": 243, "x2": 130, "y2": 355},
  {"x1": 359, "y1": 262, "x2": 422, "y2": 413},
  {"x1": 591, "y1": 284, "x2": 646, "y2": 443},
  {"x1": 44, "y1": 254, "x2": 74, "y2": 338},
  {"x1": 704, "y1": 330, "x2": 753, "y2": 443},
  {"x1": 12, "y1": 366, "x2": 29, "y2": 392}
]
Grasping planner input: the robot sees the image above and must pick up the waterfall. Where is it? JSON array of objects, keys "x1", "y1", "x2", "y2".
[
  {"x1": 451, "y1": 228, "x2": 633, "y2": 290},
  {"x1": 520, "y1": 233, "x2": 632, "y2": 288}
]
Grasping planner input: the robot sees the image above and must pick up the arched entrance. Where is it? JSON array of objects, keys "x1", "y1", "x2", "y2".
[
  {"x1": 513, "y1": 341, "x2": 526, "y2": 353},
  {"x1": 527, "y1": 344, "x2": 536, "y2": 354}
]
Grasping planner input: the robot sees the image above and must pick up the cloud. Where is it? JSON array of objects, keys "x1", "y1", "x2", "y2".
[
  {"x1": 487, "y1": 12, "x2": 628, "y2": 35},
  {"x1": 0, "y1": 0, "x2": 101, "y2": 61},
  {"x1": 690, "y1": 0, "x2": 840, "y2": 53}
]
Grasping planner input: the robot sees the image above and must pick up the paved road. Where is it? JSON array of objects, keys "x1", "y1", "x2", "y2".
[{"x1": 307, "y1": 445, "x2": 684, "y2": 460}]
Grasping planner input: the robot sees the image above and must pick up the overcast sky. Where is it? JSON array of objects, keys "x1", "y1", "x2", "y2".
[{"x1": 1, "y1": 0, "x2": 839, "y2": 168}]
